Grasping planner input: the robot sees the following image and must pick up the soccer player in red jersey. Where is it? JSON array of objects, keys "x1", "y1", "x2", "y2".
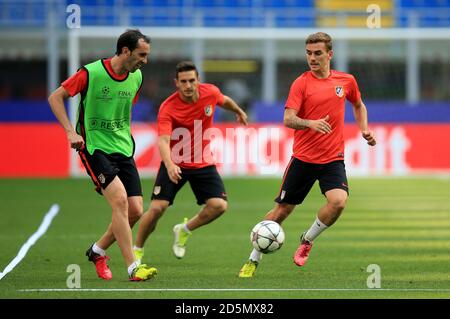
[
  {"x1": 239, "y1": 32, "x2": 376, "y2": 277},
  {"x1": 133, "y1": 61, "x2": 248, "y2": 261}
]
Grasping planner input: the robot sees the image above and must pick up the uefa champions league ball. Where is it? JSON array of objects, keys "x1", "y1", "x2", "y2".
[{"x1": 250, "y1": 220, "x2": 285, "y2": 254}]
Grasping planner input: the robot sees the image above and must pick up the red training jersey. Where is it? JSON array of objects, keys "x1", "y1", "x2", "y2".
[
  {"x1": 61, "y1": 58, "x2": 140, "y2": 104},
  {"x1": 157, "y1": 83, "x2": 225, "y2": 169},
  {"x1": 285, "y1": 70, "x2": 361, "y2": 164}
]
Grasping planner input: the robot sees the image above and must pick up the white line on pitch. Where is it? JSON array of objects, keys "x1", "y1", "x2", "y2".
[
  {"x1": 18, "y1": 288, "x2": 450, "y2": 292},
  {"x1": 0, "y1": 204, "x2": 60, "y2": 281}
]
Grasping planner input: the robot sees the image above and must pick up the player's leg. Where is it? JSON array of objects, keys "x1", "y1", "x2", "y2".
[
  {"x1": 128, "y1": 196, "x2": 144, "y2": 227},
  {"x1": 134, "y1": 162, "x2": 185, "y2": 260},
  {"x1": 120, "y1": 157, "x2": 145, "y2": 227},
  {"x1": 239, "y1": 202, "x2": 296, "y2": 278},
  {"x1": 185, "y1": 197, "x2": 227, "y2": 230},
  {"x1": 119, "y1": 159, "x2": 145, "y2": 261},
  {"x1": 78, "y1": 148, "x2": 116, "y2": 280},
  {"x1": 314, "y1": 188, "x2": 347, "y2": 231},
  {"x1": 101, "y1": 178, "x2": 134, "y2": 267},
  {"x1": 171, "y1": 197, "x2": 227, "y2": 259},
  {"x1": 136, "y1": 199, "x2": 170, "y2": 247},
  {"x1": 94, "y1": 196, "x2": 143, "y2": 253},
  {"x1": 102, "y1": 178, "x2": 157, "y2": 281},
  {"x1": 294, "y1": 160, "x2": 348, "y2": 267},
  {"x1": 134, "y1": 199, "x2": 170, "y2": 261},
  {"x1": 79, "y1": 150, "x2": 155, "y2": 281},
  {"x1": 186, "y1": 165, "x2": 228, "y2": 230},
  {"x1": 240, "y1": 157, "x2": 315, "y2": 277},
  {"x1": 87, "y1": 154, "x2": 147, "y2": 273},
  {"x1": 264, "y1": 202, "x2": 296, "y2": 223},
  {"x1": 172, "y1": 165, "x2": 228, "y2": 258}
]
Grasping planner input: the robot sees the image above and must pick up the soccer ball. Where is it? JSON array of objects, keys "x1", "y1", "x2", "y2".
[{"x1": 251, "y1": 220, "x2": 285, "y2": 254}]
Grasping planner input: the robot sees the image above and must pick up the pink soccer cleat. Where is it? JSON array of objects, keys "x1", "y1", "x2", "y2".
[
  {"x1": 293, "y1": 234, "x2": 313, "y2": 267},
  {"x1": 86, "y1": 245, "x2": 113, "y2": 280}
]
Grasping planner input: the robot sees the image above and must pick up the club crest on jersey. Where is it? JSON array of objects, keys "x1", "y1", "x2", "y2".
[
  {"x1": 204, "y1": 105, "x2": 212, "y2": 117},
  {"x1": 98, "y1": 173, "x2": 106, "y2": 184},
  {"x1": 335, "y1": 86, "x2": 344, "y2": 97}
]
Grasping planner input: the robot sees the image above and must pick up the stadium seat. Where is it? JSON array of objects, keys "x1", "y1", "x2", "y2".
[{"x1": 1, "y1": 0, "x2": 449, "y2": 28}]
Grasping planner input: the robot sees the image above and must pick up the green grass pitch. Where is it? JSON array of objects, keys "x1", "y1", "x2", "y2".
[{"x1": 0, "y1": 177, "x2": 449, "y2": 299}]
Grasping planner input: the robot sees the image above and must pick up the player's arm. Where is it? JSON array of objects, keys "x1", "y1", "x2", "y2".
[
  {"x1": 283, "y1": 108, "x2": 331, "y2": 134},
  {"x1": 351, "y1": 99, "x2": 376, "y2": 146},
  {"x1": 158, "y1": 135, "x2": 182, "y2": 184},
  {"x1": 48, "y1": 86, "x2": 84, "y2": 150},
  {"x1": 220, "y1": 95, "x2": 248, "y2": 125}
]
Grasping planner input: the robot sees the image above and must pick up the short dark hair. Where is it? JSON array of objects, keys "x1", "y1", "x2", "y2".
[
  {"x1": 305, "y1": 32, "x2": 333, "y2": 51},
  {"x1": 175, "y1": 61, "x2": 198, "y2": 79},
  {"x1": 116, "y1": 29, "x2": 151, "y2": 55}
]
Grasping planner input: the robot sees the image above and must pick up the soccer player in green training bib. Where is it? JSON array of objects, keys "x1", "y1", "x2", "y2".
[{"x1": 48, "y1": 29, "x2": 157, "y2": 281}]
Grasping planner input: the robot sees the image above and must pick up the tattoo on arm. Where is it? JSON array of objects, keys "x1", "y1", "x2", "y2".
[
  {"x1": 297, "y1": 118, "x2": 309, "y2": 130},
  {"x1": 285, "y1": 116, "x2": 309, "y2": 130}
]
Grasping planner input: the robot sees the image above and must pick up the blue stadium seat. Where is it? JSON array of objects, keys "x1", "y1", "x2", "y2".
[
  {"x1": 397, "y1": 0, "x2": 450, "y2": 27},
  {"x1": 196, "y1": 0, "x2": 252, "y2": 8},
  {"x1": 263, "y1": 0, "x2": 314, "y2": 8},
  {"x1": 128, "y1": 0, "x2": 152, "y2": 6},
  {"x1": 140, "y1": 0, "x2": 185, "y2": 7},
  {"x1": 2, "y1": 0, "x2": 449, "y2": 28},
  {"x1": 202, "y1": 15, "x2": 265, "y2": 27},
  {"x1": 275, "y1": 16, "x2": 315, "y2": 28},
  {"x1": 399, "y1": 0, "x2": 450, "y2": 7},
  {"x1": 69, "y1": 0, "x2": 117, "y2": 5},
  {"x1": 8, "y1": 3, "x2": 27, "y2": 22}
]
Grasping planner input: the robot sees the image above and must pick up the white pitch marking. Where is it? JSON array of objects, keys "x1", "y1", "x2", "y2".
[
  {"x1": 18, "y1": 288, "x2": 450, "y2": 292},
  {"x1": 0, "y1": 204, "x2": 60, "y2": 280}
]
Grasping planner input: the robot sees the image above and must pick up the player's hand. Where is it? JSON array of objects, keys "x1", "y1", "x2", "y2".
[
  {"x1": 167, "y1": 163, "x2": 182, "y2": 184},
  {"x1": 362, "y1": 130, "x2": 376, "y2": 146},
  {"x1": 310, "y1": 115, "x2": 332, "y2": 134},
  {"x1": 236, "y1": 111, "x2": 248, "y2": 126},
  {"x1": 67, "y1": 131, "x2": 84, "y2": 150}
]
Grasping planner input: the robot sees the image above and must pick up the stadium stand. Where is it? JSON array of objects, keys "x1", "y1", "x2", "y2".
[{"x1": 1, "y1": 0, "x2": 449, "y2": 28}]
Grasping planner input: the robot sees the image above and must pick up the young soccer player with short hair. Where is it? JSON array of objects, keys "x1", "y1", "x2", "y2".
[
  {"x1": 133, "y1": 61, "x2": 248, "y2": 262},
  {"x1": 239, "y1": 32, "x2": 376, "y2": 277}
]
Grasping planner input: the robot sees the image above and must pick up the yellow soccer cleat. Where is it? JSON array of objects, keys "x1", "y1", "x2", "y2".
[
  {"x1": 172, "y1": 217, "x2": 192, "y2": 259},
  {"x1": 129, "y1": 264, "x2": 157, "y2": 281},
  {"x1": 238, "y1": 260, "x2": 258, "y2": 278}
]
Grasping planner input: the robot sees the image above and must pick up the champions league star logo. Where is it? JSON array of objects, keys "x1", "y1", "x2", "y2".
[
  {"x1": 102, "y1": 86, "x2": 110, "y2": 96},
  {"x1": 98, "y1": 86, "x2": 112, "y2": 101},
  {"x1": 335, "y1": 86, "x2": 344, "y2": 97}
]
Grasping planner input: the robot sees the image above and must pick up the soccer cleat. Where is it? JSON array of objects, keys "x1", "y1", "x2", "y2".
[
  {"x1": 238, "y1": 260, "x2": 258, "y2": 278},
  {"x1": 293, "y1": 233, "x2": 313, "y2": 267},
  {"x1": 85, "y1": 245, "x2": 113, "y2": 280},
  {"x1": 172, "y1": 217, "x2": 191, "y2": 259},
  {"x1": 134, "y1": 248, "x2": 144, "y2": 263},
  {"x1": 129, "y1": 264, "x2": 158, "y2": 281}
]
